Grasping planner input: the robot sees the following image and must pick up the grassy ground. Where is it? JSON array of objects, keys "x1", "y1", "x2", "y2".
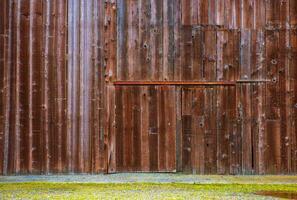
[
  {"x1": 1, "y1": 174, "x2": 297, "y2": 199},
  {"x1": 0, "y1": 182, "x2": 297, "y2": 199}
]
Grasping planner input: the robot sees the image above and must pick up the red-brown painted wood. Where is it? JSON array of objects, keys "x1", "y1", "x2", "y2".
[{"x1": 0, "y1": 0, "x2": 296, "y2": 175}]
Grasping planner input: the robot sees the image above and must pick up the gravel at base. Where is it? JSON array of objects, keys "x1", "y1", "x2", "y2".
[{"x1": 1, "y1": 173, "x2": 297, "y2": 184}]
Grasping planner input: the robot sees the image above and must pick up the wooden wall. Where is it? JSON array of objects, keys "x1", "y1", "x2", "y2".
[
  {"x1": 0, "y1": 0, "x2": 107, "y2": 174},
  {"x1": 1, "y1": 0, "x2": 297, "y2": 175}
]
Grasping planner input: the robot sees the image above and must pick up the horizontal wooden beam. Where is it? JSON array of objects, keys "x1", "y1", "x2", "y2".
[
  {"x1": 113, "y1": 80, "x2": 271, "y2": 86},
  {"x1": 113, "y1": 81, "x2": 236, "y2": 86}
]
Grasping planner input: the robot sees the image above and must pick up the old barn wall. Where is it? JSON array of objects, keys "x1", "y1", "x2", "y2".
[
  {"x1": 1, "y1": 0, "x2": 297, "y2": 175},
  {"x1": 0, "y1": 0, "x2": 107, "y2": 174}
]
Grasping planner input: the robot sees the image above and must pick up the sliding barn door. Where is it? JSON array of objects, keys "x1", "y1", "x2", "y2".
[
  {"x1": 181, "y1": 86, "x2": 238, "y2": 174},
  {"x1": 180, "y1": 84, "x2": 274, "y2": 175},
  {"x1": 108, "y1": 86, "x2": 177, "y2": 172}
]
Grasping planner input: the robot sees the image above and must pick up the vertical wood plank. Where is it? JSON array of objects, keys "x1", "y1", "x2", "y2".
[
  {"x1": 204, "y1": 87, "x2": 217, "y2": 174},
  {"x1": 266, "y1": 0, "x2": 280, "y2": 29},
  {"x1": 19, "y1": 0, "x2": 30, "y2": 173},
  {"x1": 279, "y1": 22, "x2": 290, "y2": 173},
  {"x1": 41, "y1": 0, "x2": 52, "y2": 174},
  {"x1": 2, "y1": 0, "x2": 13, "y2": 175},
  {"x1": 9, "y1": 0, "x2": 21, "y2": 174},
  {"x1": 140, "y1": 86, "x2": 149, "y2": 171},
  {"x1": 192, "y1": 87, "x2": 205, "y2": 174},
  {"x1": 217, "y1": 86, "x2": 230, "y2": 174},
  {"x1": 150, "y1": 0, "x2": 163, "y2": 80},
  {"x1": 0, "y1": 0, "x2": 7, "y2": 175},
  {"x1": 291, "y1": 0, "x2": 297, "y2": 26},
  {"x1": 139, "y1": 0, "x2": 151, "y2": 80},
  {"x1": 173, "y1": 0, "x2": 181, "y2": 80},
  {"x1": 175, "y1": 86, "x2": 182, "y2": 171},
  {"x1": 241, "y1": 0, "x2": 254, "y2": 29},
  {"x1": 181, "y1": 88, "x2": 193, "y2": 173},
  {"x1": 192, "y1": 29, "x2": 203, "y2": 80},
  {"x1": 199, "y1": 0, "x2": 208, "y2": 25},
  {"x1": 227, "y1": 86, "x2": 237, "y2": 174},
  {"x1": 132, "y1": 86, "x2": 141, "y2": 171},
  {"x1": 148, "y1": 86, "x2": 158, "y2": 171},
  {"x1": 115, "y1": 86, "x2": 123, "y2": 171},
  {"x1": 31, "y1": 0, "x2": 43, "y2": 173},
  {"x1": 265, "y1": 30, "x2": 281, "y2": 174},
  {"x1": 127, "y1": 0, "x2": 139, "y2": 80},
  {"x1": 107, "y1": 85, "x2": 116, "y2": 173},
  {"x1": 158, "y1": 86, "x2": 166, "y2": 171},
  {"x1": 290, "y1": 29, "x2": 297, "y2": 173},
  {"x1": 239, "y1": 30, "x2": 253, "y2": 174},
  {"x1": 117, "y1": 0, "x2": 128, "y2": 80},
  {"x1": 105, "y1": 0, "x2": 117, "y2": 82},
  {"x1": 255, "y1": 0, "x2": 266, "y2": 29},
  {"x1": 99, "y1": 0, "x2": 107, "y2": 173},
  {"x1": 181, "y1": 26, "x2": 192, "y2": 80},
  {"x1": 163, "y1": 0, "x2": 174, "y2": 80},
  {"x1": 123, "y1": 86, "x2": 133, "y2": 171},
  {"x1": 165, "y1": 86, "x2": 176, "y2": 171},
  {"x1": 204, "y1": 31, "x2": 217, "y2": 80},
  {"x1": 216, "y1": 0, "x2": 225, "y2": 26},
  {"x1": 181, "y1": 0, "x2": 191, "y2": 25},
  {"x1": 208, "y1": 0, "x2": 216, "y2": 25},
  {"x1": 251, "y1": 30, "x2": 266, "y2": 174}
]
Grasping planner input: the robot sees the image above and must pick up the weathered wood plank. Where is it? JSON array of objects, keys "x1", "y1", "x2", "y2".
[
  {"x1": 165, "y1": 86, "x2": 176, "y2": 171},
  {"x1": 175, "y1": 86, "x2": 182, "y2": 171},
  {"x1": 9, "y1": 0, "x2": 21, "y2": 174},
  {"x1": 19, "y1": 0, "x2": 30, "y2": 173},
  {"x1": 152, "y1": 0, "x2": 163, "y2": 81},
  {"x1": 148, "y1": 86, "x2": 158, "y2": 171},
  {"x1": 181, "y1": 0, "x2": 191, "y2": 25},
  {"x1": 139, "y1": 0, "x2": 151, "y2": 80},
  {"x1": 204, "y1": 87, "x2": 217, "y2": 174},
  {"x1": 255, "y1": 0, "x2": 266, "y2": 29},
  {"x1": 217, "y1": 86, "x2": 229, "y2": 174},
  {"x1": 204, "y1": 31, "x2": 217, "y2": 80},
  {"x1": 192, "y1": 87, "x2": 205, "y2": 174},
  {"x1": 265, "y1": 29, "x2": 281, "y2": 174},
  {"x1": 31, "y1": 0, "x2": 43, "y2": 173},
  {"x1": 140, "y1": 86, "x2": 150, "y2": 171},
  {"x1": 226, "y1": 86, "x2": 237, "y2": 174},
  {"x1": 192, "y1": 29, "x2": 203, "y2": 80},
  {"x1": 266, "y1": 0, "x2": 280, "y2": 29},
  {"x1": 107, "y1": 85, "x2": 116, "y2": 173},
  {"x1": 158, "y1": 86, "x2": 166, "y2": 171},
  {"x1": 279, "y1": 28, "x2": 290, "y2": 173},
  {"x1": 117, "y1": 0, "x2": 128, "y2": 80},
  {"x1": 291, "y1": 0, "x2": 297, "y2": 26},
  {"x1": 0, "y1": 0, "x2": 7, "y2": 175},
  {"x1": 115, "y1": 86, "x2": 123, "y2": 171},
  {"x1": 132, "y1": 86, "x2": 141, "y2": 171},
  {"x1": 241, "y1": 0, "x2": 254, "y2": 29},
  {"x1": 181, "y1": 88, "x2": 193, "y2": 173},
  {"x1": 290, "y1": 29, "x2": 297, "y2": 173},
  {"x1": 181, "y1": 26, "x2": 192, "y2": 80},
  {"x1": 163, "y1": 0, "x2": 174, "y2": 80}
]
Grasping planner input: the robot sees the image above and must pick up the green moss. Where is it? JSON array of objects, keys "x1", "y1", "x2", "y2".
[{"x1": 0, "y1": 182, "x2": 296, "y2": 199}]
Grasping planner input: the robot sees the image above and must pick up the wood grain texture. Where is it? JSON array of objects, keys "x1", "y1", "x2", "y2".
[{"x1": 1, "y1": 0, "x2": 297, "y2": 175}]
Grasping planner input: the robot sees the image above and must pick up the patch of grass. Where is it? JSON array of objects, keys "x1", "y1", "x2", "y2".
[{"x1": 0, "y1": 182, "x2": 296, "y2": 199}]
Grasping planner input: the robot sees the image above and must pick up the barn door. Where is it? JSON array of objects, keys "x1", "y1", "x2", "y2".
[
  {"x1": 181, "y1": 86, "x2": 238, "y2": 174},
  {"x1": 109, "y1": 86, "x2": 177, "y2": 172}
]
